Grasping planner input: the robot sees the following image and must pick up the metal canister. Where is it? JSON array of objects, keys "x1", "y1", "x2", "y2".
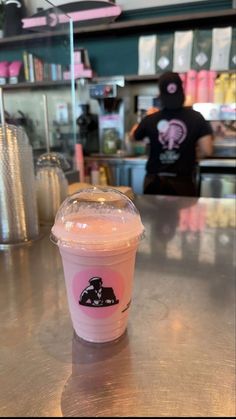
[
  {"x1": 36, "y1": 152, "x2": 69, "y2": 224},
  {"x1": 0, "y1": 124, "x2": 39, "y2": 245}
]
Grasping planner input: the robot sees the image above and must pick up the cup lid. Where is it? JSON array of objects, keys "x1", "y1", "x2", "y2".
[
  {"x1": 51, "y1": 187, "x2": 144, "y2": 250},
  {"x1": 36, "y1": 152, "x2": 70, "y2": 170}
]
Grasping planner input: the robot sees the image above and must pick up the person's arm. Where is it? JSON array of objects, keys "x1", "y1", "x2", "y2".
[
  {"x1": 129, "y1": 107, "x2": 159, "y2": 141},
  {"x1": 196, "y1": 134, "x2": 214, "y2": 160},
  {"x1": 129, "y1": 123, "x2": 139, "y2": 141},
  {"x1": 195, "y1": 111, "x2": 214, "y2": 160}
]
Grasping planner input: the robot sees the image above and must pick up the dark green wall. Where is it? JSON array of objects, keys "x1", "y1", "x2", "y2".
[{"x1": 75, "y1": 35, "x2": 138, "y2": 76}]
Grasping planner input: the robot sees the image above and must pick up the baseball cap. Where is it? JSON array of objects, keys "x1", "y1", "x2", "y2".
[
  {"x1": 158, "y1": 72, "x2": 185, "y2": 110},
  {"x1": 89, "y1": 277, "x2": 102, "y2": 285}
]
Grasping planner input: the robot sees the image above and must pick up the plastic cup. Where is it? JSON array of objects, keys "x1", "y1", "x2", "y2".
[{"x1": 51, "y1": 187, "x2": 144, "y2": 343}]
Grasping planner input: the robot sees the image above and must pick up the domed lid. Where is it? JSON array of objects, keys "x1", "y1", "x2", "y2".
[
  {"x1": 50, "y1": 187, "x2": 144, "y2": 250},
  {"x1": 36, "y1": 152, "x2": 70, "y2": 170}
]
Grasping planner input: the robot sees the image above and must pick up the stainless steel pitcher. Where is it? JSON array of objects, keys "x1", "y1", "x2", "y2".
[{"x1": 36, "y1": 152, "x2": 69, "y2": 224}]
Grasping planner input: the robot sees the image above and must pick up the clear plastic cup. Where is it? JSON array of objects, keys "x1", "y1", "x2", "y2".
[{"x1": 51, "y1": 187, "x2": 144, "y2": 343}]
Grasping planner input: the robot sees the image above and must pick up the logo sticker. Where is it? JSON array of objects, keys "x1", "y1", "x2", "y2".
[
  {"x1": 73, "y1": 267, "x2": 124, "y2": 319},
  {"x1": 167, "y1": 83, "x2": 177, "y2": 94}
]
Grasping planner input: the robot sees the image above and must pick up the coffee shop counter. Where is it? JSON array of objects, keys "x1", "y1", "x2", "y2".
[
  {"x1": 84, "y1": 154, "x2": 236, "y2": 196},
  {"x1": 84, "y1": 155, "x2": 147, "y2": 194},
  {"x1": 0, "y1": 196, "x2": 235, "y2": 417}
]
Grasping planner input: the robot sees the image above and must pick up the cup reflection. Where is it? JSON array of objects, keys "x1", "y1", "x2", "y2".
[{"x1": 61, "y1": 330, "x2": 132, "y2": 417}]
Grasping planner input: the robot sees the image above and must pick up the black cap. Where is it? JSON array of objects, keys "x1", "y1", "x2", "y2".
[
  {"x1": 89, "y1": 277, "x2": 102, "y2": 285},
  {"x1": 159, "y1": 72, "x2": 185, "y2": 110}
]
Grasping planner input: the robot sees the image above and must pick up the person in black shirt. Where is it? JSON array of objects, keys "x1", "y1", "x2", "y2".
[{"x1": 130, "y1": 72, "x2": 213, "y2": 196}]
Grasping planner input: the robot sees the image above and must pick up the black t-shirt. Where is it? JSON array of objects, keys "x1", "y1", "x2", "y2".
[{"x1": 134, "y1": 107, "x2": 213, "y2": 176}]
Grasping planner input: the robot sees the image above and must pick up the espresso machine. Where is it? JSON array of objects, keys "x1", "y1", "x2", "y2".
[{"x1": 89, "y1": 77, "x2": 125, "y2": 155}]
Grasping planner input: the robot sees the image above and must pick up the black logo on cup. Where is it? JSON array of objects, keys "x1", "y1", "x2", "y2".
[{"x1": 79, "y1": 277, "x2": 119, "y2": 307}]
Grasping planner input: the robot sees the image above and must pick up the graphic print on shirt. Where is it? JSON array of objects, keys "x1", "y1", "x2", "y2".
[
  {"x1": 157, "y1": 119, "x2": 187, "y2": 164},
  {"x1": 79, "y1": 276, "x2": 119, "y2": 307}
]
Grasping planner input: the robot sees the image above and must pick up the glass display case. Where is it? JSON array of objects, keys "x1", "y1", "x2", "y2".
[
  {"x1": 193, "y1": 102, "x2": 236, "y2": 198},
  {"x1": 193, "y1": 102, "x2": 236, "y2": 158}
]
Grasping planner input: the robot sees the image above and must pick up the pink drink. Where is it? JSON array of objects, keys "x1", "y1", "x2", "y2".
[{"x1": 51, "y1": 188, "x2": 144, "y2": 343}]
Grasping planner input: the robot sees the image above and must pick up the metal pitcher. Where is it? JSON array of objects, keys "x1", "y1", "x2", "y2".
[{"x1": 36, "y1": 152, "x2": 69, "y2": 224}]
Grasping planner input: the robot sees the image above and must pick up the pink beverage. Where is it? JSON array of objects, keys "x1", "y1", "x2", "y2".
[{"x1": 51, "y1": 187, "x2": 144, "y2": 343}]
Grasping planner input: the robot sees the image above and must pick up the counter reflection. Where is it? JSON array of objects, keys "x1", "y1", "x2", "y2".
[
  {"x1": 61, "y1": 331, "x2": 132, "y2": 417},
  {"x1": 0, "y1": 229, "x2": 66, "y2": 348},
  {"x1": 137, "y1": 196, "x2": 235, "y2": 271}
]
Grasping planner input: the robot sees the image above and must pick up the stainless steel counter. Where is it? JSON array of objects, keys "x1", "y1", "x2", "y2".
[
  {"x1": 199, "y1": 158, "x2": 236, "y2": 168},
  {"x1": 0, "y1": 196, "x2": 235, "y2": 417}
]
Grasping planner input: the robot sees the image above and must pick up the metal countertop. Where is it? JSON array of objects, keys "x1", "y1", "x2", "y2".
[
  {"x1": 85, "y1": 155, "x2": 148, "y2": 164},
  {"x1": 85, "y1": 155, "x2": 236, "y2": 167},
  {"x1": 199, "y1": 158, "x2": 236, "y2": 168},
  {"x1": 0, "y1": 195, "x2": 235, "y2": 417}
]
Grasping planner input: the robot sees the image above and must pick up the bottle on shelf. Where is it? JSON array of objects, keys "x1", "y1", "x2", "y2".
[
  {"x1": 219, "y1": 73, "x2": 230, "y2": 104},
  {"x1": 84, "y1": 165, "x2": 91, "y2": 184},
  {"x1": 99, "y1": 166, "x2": 108, "y2": 186},
  {"x1": 225, "y1": 73, "x2": 236, "y2": 104},
  {"x1": 213, "y1": 77, "x2": 225, "y2": 104},
  {"x1": 90, "y1": 161, "x2": 100, "y2": 185},
  {"x1": 74, "y1": 143, "x2": 85, "y2": 182}
]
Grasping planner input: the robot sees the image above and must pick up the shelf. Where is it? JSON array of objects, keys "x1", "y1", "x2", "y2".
[
  {"x1": 199, "y1": 159, "x2": 236, "y2": 168},
  {"x1": 2, "y1": 80, "x2": 71, "y2": 90},
  {"x1": 2, "y1": 71, "x2": 236, "y2": 90},
  {"x1": 0, "y1": 8, "x2": 235, "y2": 47},
  {"x1": 93, "y1": 71, "x2": 236, "y2": 84},
  {"x1": 0, "y1": 29, "x2": 68, "y2": 47},
  {"x1": 125, "y1": 75, "x2": 160, "y2": 83},
  {"x1": 2, "y1": 75, "x2": 161, "y2": 90},
  {"x1": 92, "y1": 74, "x2": 161, "y2": 84},
  {"x1": 1, "y1": 6, "x2": 234, "y2": 87}
]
